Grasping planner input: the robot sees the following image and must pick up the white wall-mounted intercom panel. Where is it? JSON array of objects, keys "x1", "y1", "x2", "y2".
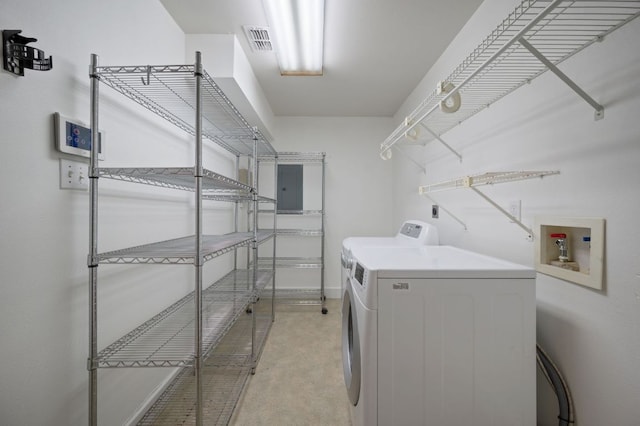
[{"x1": 54, "y1": 112, "x2": 105, "y2": 160}]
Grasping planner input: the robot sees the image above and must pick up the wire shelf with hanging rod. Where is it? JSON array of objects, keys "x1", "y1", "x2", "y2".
[
  {"x1": 95, "y1": 64, "x2": 277, "y2": 157},
  {"x1": 380, "y1": 0, "x2": 640, "y2": 160}
]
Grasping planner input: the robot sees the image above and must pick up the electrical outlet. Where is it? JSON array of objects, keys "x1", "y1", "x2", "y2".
[
  {"x1": 432, "y1": 205, "x2": 439, "y2": 219},
  {"x1": 60, "y1": 158, "x2": 89, "y2": 190},
  {"x1": 509, "y1": 200, "x2": 521, "y2": 222}
]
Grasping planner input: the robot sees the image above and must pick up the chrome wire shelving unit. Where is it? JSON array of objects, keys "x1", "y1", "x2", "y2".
[
  {"x1": 88, "y1": 52, "x2": 277, "y2": 426},
  {"x1": 380, "y1": 0, "x2": 640, "y2": 162},
  {"x1": 257, "y1": 152, "x2": 327, "y2": 314}
]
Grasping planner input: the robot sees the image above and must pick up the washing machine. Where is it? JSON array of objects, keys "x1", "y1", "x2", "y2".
[
  {"x1": 340, "y1": 220, "x2": 439, "y2": 295},
  {"x1": 342, "y1": 245, "x2": 536, "y2": 426}
]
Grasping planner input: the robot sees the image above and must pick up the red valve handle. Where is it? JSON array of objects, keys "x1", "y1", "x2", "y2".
[{"x1": 550, "y1": 233, "x2": 567, "y2": 238}]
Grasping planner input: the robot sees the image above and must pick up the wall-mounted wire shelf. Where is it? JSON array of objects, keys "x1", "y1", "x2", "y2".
[
  {"x1": 419, "y1": 170, "x2": 560, "y2": 193},
  {"x1": 94, "y1": 64, "x2": 276, "y2": 157},
  {"x1": 381, "y1": 0, "x2": 640, "y2": 158},
  {"x1": 419, "y1": 170, "x2": 559, "y2": 239},
  {"x1": 96, "y1": 231, "x2": 274, "y2": 264},
  {"x1": 96, "y1": 270, "x2": 273, "y2": 369}
]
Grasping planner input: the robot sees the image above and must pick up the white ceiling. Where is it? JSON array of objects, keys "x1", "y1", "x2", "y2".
[{"x1": 159, "y1": 0, "x2": 484, "y2": 117}]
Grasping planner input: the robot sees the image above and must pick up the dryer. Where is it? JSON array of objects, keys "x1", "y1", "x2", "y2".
[
  {"x1": 340, "y1": 220, "x2": 439, "y2": 295},
  {"x1": 342, "y1": 245, "x2": 536, "y2": 426}
]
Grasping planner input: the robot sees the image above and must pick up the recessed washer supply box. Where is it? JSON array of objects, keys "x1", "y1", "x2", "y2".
[{"x1": 535, "y1": 216, "x2": 605, "y2": 290}]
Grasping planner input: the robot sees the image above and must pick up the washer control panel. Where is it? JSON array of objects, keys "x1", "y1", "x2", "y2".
[{"x1": 400, "y1": 222, "x2": 423, "y2": 238}]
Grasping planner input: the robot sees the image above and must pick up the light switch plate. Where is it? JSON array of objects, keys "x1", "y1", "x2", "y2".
[{"x1": 60, "y1": 158, "x2": 89, "y2": 190}]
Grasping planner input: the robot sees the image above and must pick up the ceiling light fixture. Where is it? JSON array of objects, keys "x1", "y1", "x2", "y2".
[{"x1": 262, "y1": 0, "x2": 325, "y2": 76}]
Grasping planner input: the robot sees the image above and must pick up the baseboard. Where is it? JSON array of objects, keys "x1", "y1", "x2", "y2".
[
  {"x1": 124, "y1": 368, "x2": 182, "y2": 426},
  {"x1": 324, "y1": 287, "x2": 342, "y2": 299}
]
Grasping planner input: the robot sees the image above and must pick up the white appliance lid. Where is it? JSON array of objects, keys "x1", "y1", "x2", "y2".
[
  {"x1": 342, "y1": 220, "x2": 438, "y2": 251},
  {"x1": 351, "y1": 245, "x2": 535, "y2": 279}
]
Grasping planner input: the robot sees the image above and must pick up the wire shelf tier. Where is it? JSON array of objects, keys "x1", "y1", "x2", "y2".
[
  {"x1": 259, "y1": 151, "x2": 326, "y2": 162},
  {"x1": 256, "y1": 196, "x2": 277, "y2": 203},
  {"x1": 254, "y1": 209, "x2": 323, "y2": 215},
  {"x1": 205, "y1": 194, "x2": 275, "y2": 203},
  {"x1": 96, "y1": 231, "x2": 274, "y2": 264},
  {"x1": 96, "y1": 270, "x2": 273, "y2": 368},
  {"x1": 276, "y1": 228, "x2": 323, "y2": 237},
  {"x1": 99, "y1": 167, "x2": 252, "y2": 195},
  {"x1": 136, "y1": 313, "x2": 272, "y2": 425},
  {"x1": 255, "y1": 257, "x2": 323, "y2": 268},
  {"x1": 204, "y1": 311, "x2": 272, "y2": 368},
  {"x1": 267, "y1": 289, "x2": 325, "y2": 304},
  {"x1": 138, "y1": 365, "x2": 250, "y2": 425},
  {"x1": 381, "y1": 0, "x2": 640, "y2": 155},
  {"x1": 275, "y1": 209, "x2": 324, "y2": 216},
  {"x1": 94, "y1": 64, "x2": 276, "y2": 157},
  {"x1": 418, "y1": 170, "x2": 560, "y2": 193}
]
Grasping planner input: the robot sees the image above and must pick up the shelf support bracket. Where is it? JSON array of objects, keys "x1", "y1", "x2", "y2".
[
  {"x1": 420, "y1": 192, "x2": 467, "y2": 230},
  {"x1": 518, "y1": 38, "x2": 604, "y2": 121},
  {"x1": 418, "y1": 122, "x2": 462, "y2": 162},
  {"x1": 393, "y1": 144, "x2": 426, "y2": 174},
  {"x1": 468, "y1": 186, "x2": 534, "y2": 240}
]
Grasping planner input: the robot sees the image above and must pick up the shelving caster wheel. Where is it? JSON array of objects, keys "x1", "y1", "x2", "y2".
[
  {"x1": 246, "y1": 297, "x2": 259, "y2": 314},
  {"x1": 322, "y1": 307, "x2": 328, "y2": 315}
]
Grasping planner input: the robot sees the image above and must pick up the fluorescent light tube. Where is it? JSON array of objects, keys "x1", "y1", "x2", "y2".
[{"x1": 263, "y1": 0, "x2": 325, "y2": 76}]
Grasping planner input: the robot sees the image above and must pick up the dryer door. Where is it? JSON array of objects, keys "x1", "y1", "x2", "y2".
[{"x1": 342, "y1": 278, "x2": 361, "y2": 405}]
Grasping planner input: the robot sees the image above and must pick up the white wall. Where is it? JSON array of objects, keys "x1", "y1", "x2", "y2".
[
  {"x1": 0, "y1": 1, "x2": 235, "y2": 425},
  {"x1": 266, "y1": 117, "x2": 395, "y2": 298},
  {"x1": 391, "y1": 0, "x2": 640, "y2": 424}
]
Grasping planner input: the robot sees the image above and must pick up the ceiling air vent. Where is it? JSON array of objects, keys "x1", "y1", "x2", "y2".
[{"x1": 243, "y1": 26, "x2": 274, "y2": 52}]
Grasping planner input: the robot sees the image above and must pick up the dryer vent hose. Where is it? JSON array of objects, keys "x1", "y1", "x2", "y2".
[{"x1": 536, "y1": 343, "x2": 575, "y2": 426}]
